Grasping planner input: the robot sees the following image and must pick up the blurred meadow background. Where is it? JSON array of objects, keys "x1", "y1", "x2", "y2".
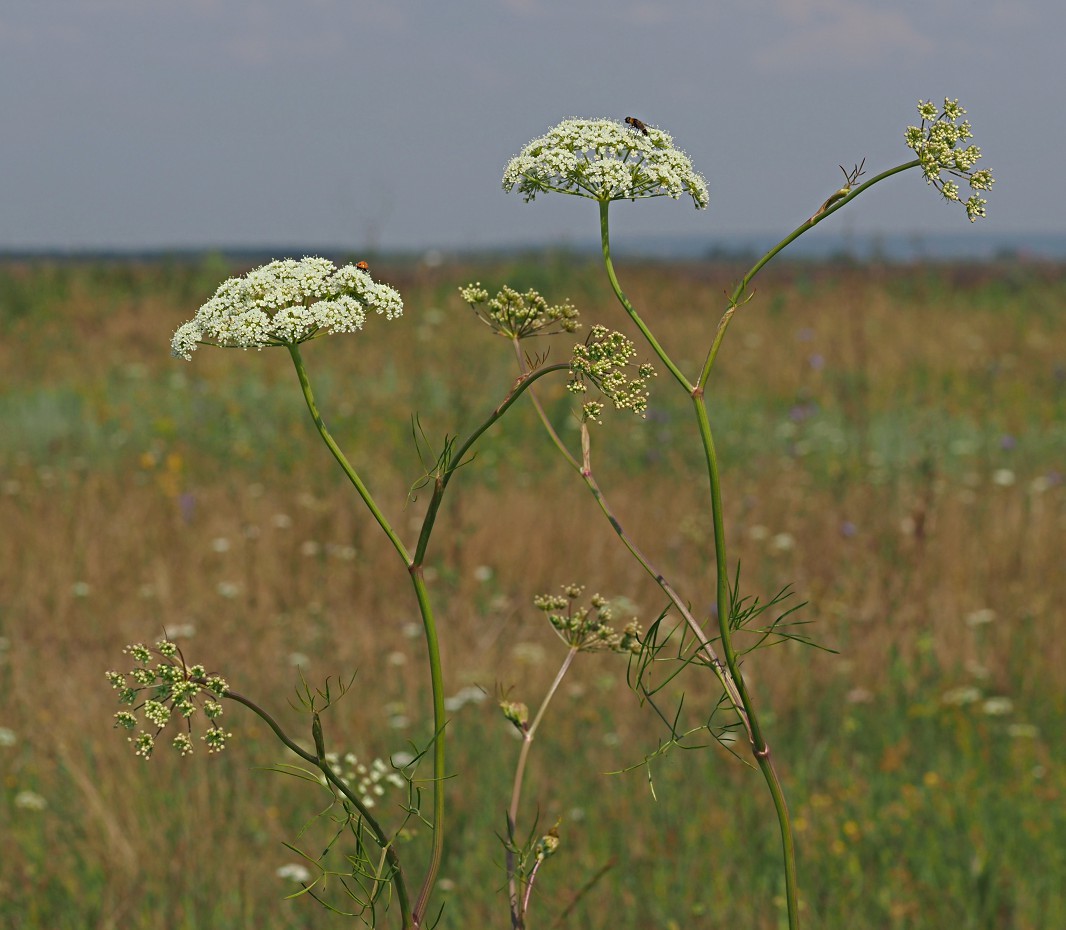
[{"x1": 1, "y1": 254, "x2": 1064, "y2": 929}]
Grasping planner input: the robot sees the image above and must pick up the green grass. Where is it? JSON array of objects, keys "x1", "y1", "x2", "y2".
[{"x1": 1, "y1": 256, "x2": 1064, "y2": 928}]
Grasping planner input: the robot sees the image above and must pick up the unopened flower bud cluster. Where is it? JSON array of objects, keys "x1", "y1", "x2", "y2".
[
  {"x1": 322, "y1": 751, "x2": 406, "y2": 810},
  {"x1": 503, "y1": 118, "x2": 709, "y2": 209},
  {"x1": 459, "y1": 284, "x2": 580, "y2": 339},
  {"x1": 533, "y1": 826, "x2": 561, "y2": 861},
  {"x1": 500, "y1": 700, "x2": 530, "y2": 733},
  {"x1": 533, "y1": 585, "x2": 642, "y2": 653},
  {"x1": 171, "y1": 257, "x2": 403, "y2": 359},
  {"x1": 106, "y1": 640, "x2": 231, "y2": 759},
  {"x1": 904, "y1": 99, "x2": 994, "y2": 222},
  {"x1": 568, "y1": 325, "x2": 655, "y2": 421}
]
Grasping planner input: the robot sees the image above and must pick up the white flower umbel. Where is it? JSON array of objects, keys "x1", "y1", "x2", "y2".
[
  {"x1": 904, "y1": 99, "x2": 994, "y2": 222},
  {"x1": 503, "y1": 118, "x2": 708, "y2": 209},
  {"x1": 171, "y1": 257, "x2": 404, "y2": 360}
]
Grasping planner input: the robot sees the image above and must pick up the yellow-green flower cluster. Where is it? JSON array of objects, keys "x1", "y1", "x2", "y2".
[
  {"x1": 904, "y1": 98, "x2": 994, "y2": 222},
  {"x1": 106, "y1": 639, "x2": 231, "y2": 759},
  {"x1": 171, "y1": 257, "x2": 403, "y2": 359},
  {"x1": 568, "y1": 325, "x2": 656, "y2": 421},
  {"x1": 459, "y1": 283, "x2": 579, "y2": 339},
  {"x1": 503, "y1": 118, "x2": 708, "y2": 209},
  {"x1": 533, "y1": 585, "x2": 642, "y2": 654}
]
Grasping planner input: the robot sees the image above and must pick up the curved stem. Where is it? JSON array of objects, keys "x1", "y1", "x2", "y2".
[
  {"x1": 286, "y1": 343, "x2": 441, "y2": 929},
  {"x1": 509, "y1": 338, "x2": 580, "y2": 471},
  {"x1": 691, "y1": 398, "x2": 799, "y2": 928},
  {"x1": 408, "y1": 567, "x2": 445, "y2": 927},
  {"x1": 595, "y1": 216, "x2": 802, "y2": 926},
  {"x1": 599, "y1": 200, "x2": 693, "y2": 392},
  {"x1": 413, "y1": 363, "x2": 568, "y2": 565},
  {"x1": 220, "y1": 687, "x2": 413, "y2": 926},
  {"x1": 698, "y1": 158, "x2": 921, "y2": 388},
  {"x1": 507, "y1": 649, "x2": 578, "y2": 832},
  {"x1": 287, "y1": 344, "x2": 411, "y2": 565},
  {"x1": 511, "y1": 344, "x2": 746, "y2": 720},
  {"x1": 506, "y1": 647, "x2": 579, "y2": 929}
]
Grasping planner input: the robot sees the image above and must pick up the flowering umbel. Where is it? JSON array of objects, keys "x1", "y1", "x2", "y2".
[
  {"x1": 904, "y1": 98, "x2": 994, "y2": 222},
  {"x1": 171, "y1": 257, "x2": 403, "y2": 359},
  {"x1": 503, "y1": 118, "x2": 709, "y2": 209},
  {"x1": 533, "y1": 585, "x2": 642, "y2": 654},
  {"x1": 106, "y1": 639, "x2": 231, "y2": 758},
  {"x1": 568, "y1": 325, "x2": 656, "y2": 422},
  {"x1": 459, "y1": 283, "x2": 580, "y2": 339}
]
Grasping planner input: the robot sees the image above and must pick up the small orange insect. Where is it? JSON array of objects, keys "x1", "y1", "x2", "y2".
[
  {"x1": 355, "y1": 260, "x2": 370, "y2": 271},
  {"x1": 624, "y1": 116, "x2": 649, "y2": 136}
]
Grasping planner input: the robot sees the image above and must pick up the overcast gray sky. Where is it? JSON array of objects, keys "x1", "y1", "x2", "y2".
[{"x1": 2, "y1": 1, "x2": 1061, "y2": 254}]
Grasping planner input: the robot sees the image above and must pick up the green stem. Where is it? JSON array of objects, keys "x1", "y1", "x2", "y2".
[
  {"x1": 596, "y1": 217, "x2": 801, "y2": 927},
  {"x1": 506, "y1": 647, "x2": 579, "y2": 930},
  {"x1": 512, "y1": 342, "x2": 746, "y2": 722},
  {"x1": 698, "y1": 158, "x2": 921, "y2": 388},
  {"x1": 408, "y1": 567, "x2": 445, "y2": 927},
  {"x1": 691, "y1": 398, "x2": 799, "y2": 929},
  {"x1": 286, "y1": 343, "x2": 441, "y2": 929},
  {"x1": 599, "y1": 200, "x2": 693, "y2": 392},
  {"x1": 287, "y1": 344, "x2": 410, "y2": 565},
  {"x1": 220, "y1": 687, "x2": 412, "y2": 926},
  {"x1": 413, "y1": 363, "x2": 567, "y2": 564}
]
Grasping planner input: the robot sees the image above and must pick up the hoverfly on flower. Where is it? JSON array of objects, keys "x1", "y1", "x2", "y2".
[{"x1": 624, "y1": 116, "x2": 649, "y2": 136}]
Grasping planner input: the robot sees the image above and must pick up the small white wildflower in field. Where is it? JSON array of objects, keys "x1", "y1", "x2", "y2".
[
  {"x1": 771, "y1": 533, "x2": 796, "y2": 552},
  {"x1": 210, "y1": 537, "x2": 231, "y2": 553},
  {"x1": 324, "y1": 750, "x2": 407, "y2": 808},
  {"x1": 941, "y1": 685, "x2": 981, "y2": 706},
  {"x1": 71, "y1": 581, "x2": 91, "y2": 598},
  {"x1": 503, "y1": 117, "x2": 708, "y2": 209},
  {"x1": 216, "y1": 581, "x2": 239, "y2": 599},
  {"x1": 1029, "y1": 475, "x2": 1053, "y2": 494},
  {"x1": 14, "y1": 790, "x2": 47, "y2": 811},
  {"x1": 171, "y1": 257, "x2": 403, "y2": 360},
  {"x1": 276, "y1": 863, "x2": 312, "y2": 883},
  {"x1": 444, "y1": 686, "x2": 487, "y2": 713},
  {"x1": 392, "y1": 750, "x2": 416, "y2": 769},
  {"x1": 1007, "y1": 723, "x2": 1038, "y2": 739},
  {"x1": 166, "y1": 623, "x2": 197, "y2": 639},
  {"x1": 982, "y1": 697, "x2": 1014, "y2": 716},
  {"x1": 0, "y1": 727, "x2": 17, "y2": 747},
  {"x1": 965, "y1": 608, "x2": 996, "y2": 627},
  {"x1": 992, "y1": 469, "x2": 1016, "y2": 487}
]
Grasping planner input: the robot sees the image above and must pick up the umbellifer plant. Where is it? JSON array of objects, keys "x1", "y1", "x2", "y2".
[{"x1": 107, "y1": 98, "x2": 993, "y2": 929}]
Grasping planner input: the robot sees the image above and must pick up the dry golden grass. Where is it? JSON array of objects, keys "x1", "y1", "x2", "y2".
[{"x1": 1, "y1": 257, "x2": 1064, "y2": 928}]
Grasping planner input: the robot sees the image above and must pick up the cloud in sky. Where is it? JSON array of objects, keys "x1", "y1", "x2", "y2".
[
  {"x1": 752, "y1": 0, "x2": 934, "y2": 71},
  {"x1": 0, "y1": 0, "x2": 1061, "y2": 251}
]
